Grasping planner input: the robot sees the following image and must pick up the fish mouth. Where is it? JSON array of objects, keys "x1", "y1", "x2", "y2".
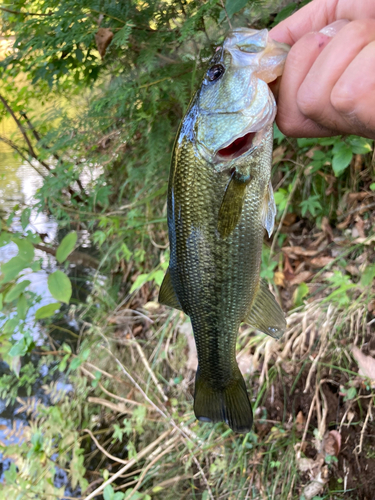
[{"x1": 216, "y1": 131, "x2": 256, "y2": 162}]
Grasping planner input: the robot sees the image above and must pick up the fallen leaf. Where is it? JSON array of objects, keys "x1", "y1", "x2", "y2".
[
  {"x1": 282, "y1": 212, "x2": 297, "y2": 227},
  {"x1": 295, "y1": 411, "x2": 305, "y2": 432},
  {"x1": 179, "y1": 321, "x2": 197, "y2": 371},
  {"x1": 274, "y1": 271, "x2": 285, "y2": 287},
  {"x1": 337, "y1": 215, "x2": 351, "y2": 230},
  {"x1": 352, "y1": 216, "x2": 366, "y2": 238},
  {"x1": 282, "y1": 246, "x2": 319, "y2": 258},
  {"x1": 289, "y1": 271, "x2": 313, "y2": 286},
  {"x1": 322, "y1": 430, "x2": 341, "y2": 457},
  {"x1": 352, "y1": 346, "x2": 375, "y2": 387},
  {"x1": 310, "y1": 256, "x2": 334, "y2": 268},
  {"x1": 321, "y1": 216, "x2": 334, "y2": 240},
  {"x1": 345, "y1": 264, "x2": 360, "y2": 276},
  {"x1": 302, "y1": 467, "x2": 329, "y2": 500},
  {"x1": 95, "y1": 27, "x2": 114, "y2": 58}
]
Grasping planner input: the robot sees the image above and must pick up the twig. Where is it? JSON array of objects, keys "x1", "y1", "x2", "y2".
[
  {"x1": 132, "y1": 337, "x2": 168, "y2": 402},
  {"x1": 355, "y1": 398, "x2": 373, "y2": 455},
  {"x1": 102, "y1": 346, "x2": 214, "y2": 499},
  {"x1": 126, "y1": 441, "x2": 178, "y2": 496},
  {"x1": 301, "y1": 394, "x2": 316, "y2": 449},
  {"x1": 82, "y1": 428, "x2": 128, "y2": 465},
  {"x1": 0, "y1": 135, "x2": 46, "y2": 177},
  {"x1": 0, "y1": 6, "x2": 52, "y2": 16},
  {"x1": 219, "y1": 0, "x2": 233, "y2": 29},
  {"x1": 82, "y1": 429, "x2": 173, "y2": 500}
]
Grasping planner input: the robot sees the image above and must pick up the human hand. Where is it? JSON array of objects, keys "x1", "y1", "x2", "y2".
[{"x1": 269, "y1": 0, "x2": 375, "y2": 139}]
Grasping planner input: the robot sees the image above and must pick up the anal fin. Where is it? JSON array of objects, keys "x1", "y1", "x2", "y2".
[
  {"x1": 244, "y1": 280, "x2": 286, "y2": 339},
  {"x1": 158, "y1": 267, "x2": 182, "y2": 311}
]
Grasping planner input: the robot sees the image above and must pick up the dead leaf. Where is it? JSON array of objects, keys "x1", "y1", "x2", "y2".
[
  {"x1": 295, "y1": 411, "x2": 305, "y2": 432},
  {"x1": 272, "y1": 145, "x2": 286, "y2": 164},
  {"x1": 352, "y1": 346, "x2": 375, "y2": 387},
  {"x1": 302, "y1": 467, "x2": 329, "y2": 500},
  {"x1": 274, "y1": 271, "x2": 285, "y2": 287},
  {"x1": 282, "y1": 212, "x2": 297, "y2": 227},
  {"x1": 321, "y1": 216, "x2": 334, "y2": 240},
  {"x1": 289, "y1": 271, "x2": 313, "y2": 286},
  {"x1": 282, "y1": 246, "x2": 319, "y2": 258},
  {"x1": 95, "y1": 27, "x2": 114, "y2": 58},
  {"x1": 352, "y1": 216, "x2": 366, "y2": 239},
  {"x1": 322, "y1": 430, "x2": 341, "y2": 457},
  {"x1": 337, "y1": 215, "x2": 351, "y2": 230},
  {"x1": 179, "y1": 321, "x2": 197, "y2": 371},
  {"x1": 310, "y1": 256, "x2": 334, "y2": 268},
  {"x1": 345, "y1": 264, "x2": 359, "y2": 276}
]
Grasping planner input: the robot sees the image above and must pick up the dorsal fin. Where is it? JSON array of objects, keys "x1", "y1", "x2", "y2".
[
  {"x1": 243, "y1": 280, "x2": 286, "y2": 339},
  {"x1": 158, "y1": 267, "x2": 182, "y2": 311}
]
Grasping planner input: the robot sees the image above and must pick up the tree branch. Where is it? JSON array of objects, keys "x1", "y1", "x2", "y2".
[
  {"x1": 0, "y1": 6, "x2": 52, "y2": 17},
  {"x1": 0, "y1": 135, "x2": 46, "y2": 177}
]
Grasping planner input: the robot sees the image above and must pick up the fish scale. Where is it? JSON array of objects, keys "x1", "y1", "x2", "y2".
[{"x1": 159, "y1": 28, "x2": 289, "y2": 432}]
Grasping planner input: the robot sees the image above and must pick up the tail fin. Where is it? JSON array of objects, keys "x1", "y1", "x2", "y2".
[{"x1": 194, "y1": 367, "x2": 253, "y2": 433}]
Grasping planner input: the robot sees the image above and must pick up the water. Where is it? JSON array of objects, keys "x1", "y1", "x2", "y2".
[{"x1": 0, "y1": 119, "x2": 85, "y2": 497}]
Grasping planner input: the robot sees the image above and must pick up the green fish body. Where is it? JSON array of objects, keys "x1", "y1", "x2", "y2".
[{"x1": 159, "y1": 29, "x2": 289, "y2": 433}]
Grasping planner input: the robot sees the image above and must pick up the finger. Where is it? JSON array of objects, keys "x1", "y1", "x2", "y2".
[
  {"x1": 331, "y1": 40, "x2": 375, "y2": 138},
  {"x1": 297, "y1": 19, "x2": 375, "y2": 134},
  {"x1": 270, "y1": 0, "x2": 375, "y2": 45},
  {"x1": 275, "y1": 32, "x2": 336, "y2": 137}
]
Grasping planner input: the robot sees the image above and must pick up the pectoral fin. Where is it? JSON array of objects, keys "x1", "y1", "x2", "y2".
[
  {"x1": 244, "y1": 280, "x2": 286, "y2": 339},
  {"x1": 158, "y1": 268, "x2": 182, "y2": 311},
  {"x1": 218, "y1": 173, "x2": 248, "y2": 239},
  {"x1": 262, "y1": 181, "x2": 276, "y2": 238}
]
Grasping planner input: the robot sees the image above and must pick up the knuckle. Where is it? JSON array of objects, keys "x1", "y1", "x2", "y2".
[
  {"x1": 296, "y1": 85, "x2": 321, "y2": 120},
  {"x1": 331, "y1": 82, "x2": 354, "y2": 114},
  {"x1": 345, "y1": 19, "x2": 375, "y2": 42}
]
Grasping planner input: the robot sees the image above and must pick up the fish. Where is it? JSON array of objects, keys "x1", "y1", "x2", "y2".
[{"x1": 159, "y1": 28, "x2": 289, "y2": 433}]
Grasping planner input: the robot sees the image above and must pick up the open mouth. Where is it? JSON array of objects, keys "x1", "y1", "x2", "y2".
[{"x1": 216, "y1": 131, "x2": 256, "y2": 161}]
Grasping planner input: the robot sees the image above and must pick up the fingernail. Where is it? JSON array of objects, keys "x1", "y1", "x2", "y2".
[{"x1": 319, "y1": 19, "x2": 350, "y2": 37}]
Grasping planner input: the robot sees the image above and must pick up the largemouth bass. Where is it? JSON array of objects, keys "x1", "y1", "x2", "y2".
[{"x1": 159, "y1": 28, "x2": 289, "y2": 433}]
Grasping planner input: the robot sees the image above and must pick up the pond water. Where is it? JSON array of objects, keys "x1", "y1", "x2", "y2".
[{"x1": 0, "y1": 118, "x2": 86, "y2": 496}]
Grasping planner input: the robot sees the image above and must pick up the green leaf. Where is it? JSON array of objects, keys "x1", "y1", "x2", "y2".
[
  {"x1": 9, "y1": 338, "x2": 28, "y2": 357},
  {"x1": 370, "y1": 183, "x2": 375, "y2": 191},
  {"x1": 348, "y1": 136, "x2": 373, "y2": 155},
  {"x1": 21, "y1": 207, "x2": 31, "y2": 230},
  {"x1": 293, "y1": 282, "x2": 309, "y2": 307},
  {"x1": 17, "y1": 293, "x2": 29, "y2": 320},
  {"x1": 0, "y1": 293, "x2": 2, "y2": 311},
  {"x1": 48, "y1": 270, "x2": 72, "y2": 304},
  {"x1": 5, "y1": 280, "x2": 31, "y2": 303},
  {"x1": 343, "y1": 386, "x2": 356, "y2": 401},
  {"x1": 129, "y1": 273, "x2": 149, "y2": 294},
  {"x1": 35, "y1": 302, "x2": 61, "y2": 319},
  {"x1": 332, "y1": 145, "x2": 353, "y2": 176},
  {"x1": 272, "y1": 3, "x2": 297, "y2": 26},
  {"x1": 3, "y1": 317, "x2": 19, "y2": 334},
  {"x1": 104, "y1": 484, "x2": 116, "y2": 500},
  {"x1": 225, "y1": 0, "x2": 249, "y2": 18},
  {"x1": 0, "y1": 256, "x2": 28, "y2": 283},
  {"x1": 153, "y1": 270, "x2": 165, "y2": 287},
  {"x1": 12, "y1": 238, "x2": 35, "y2": 263},
  {"x1": 361, "y1": 264, "x2": 375, "y2": 287},
  {"x1": 0, "y1": 232, "x2": 11, "y2": 247},
  {"x1": 56, "y1": 231, "x2": 77, "y2": 263}
]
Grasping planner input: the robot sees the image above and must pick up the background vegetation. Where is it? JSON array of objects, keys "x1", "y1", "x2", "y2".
[{"x1": 0, "y1": 0, "x2": 374, "y2": 499}]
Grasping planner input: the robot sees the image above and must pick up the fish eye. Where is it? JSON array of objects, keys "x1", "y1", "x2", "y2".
[{"x1": 207, "y1": 64, "x2": 225, "y2": 82}]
